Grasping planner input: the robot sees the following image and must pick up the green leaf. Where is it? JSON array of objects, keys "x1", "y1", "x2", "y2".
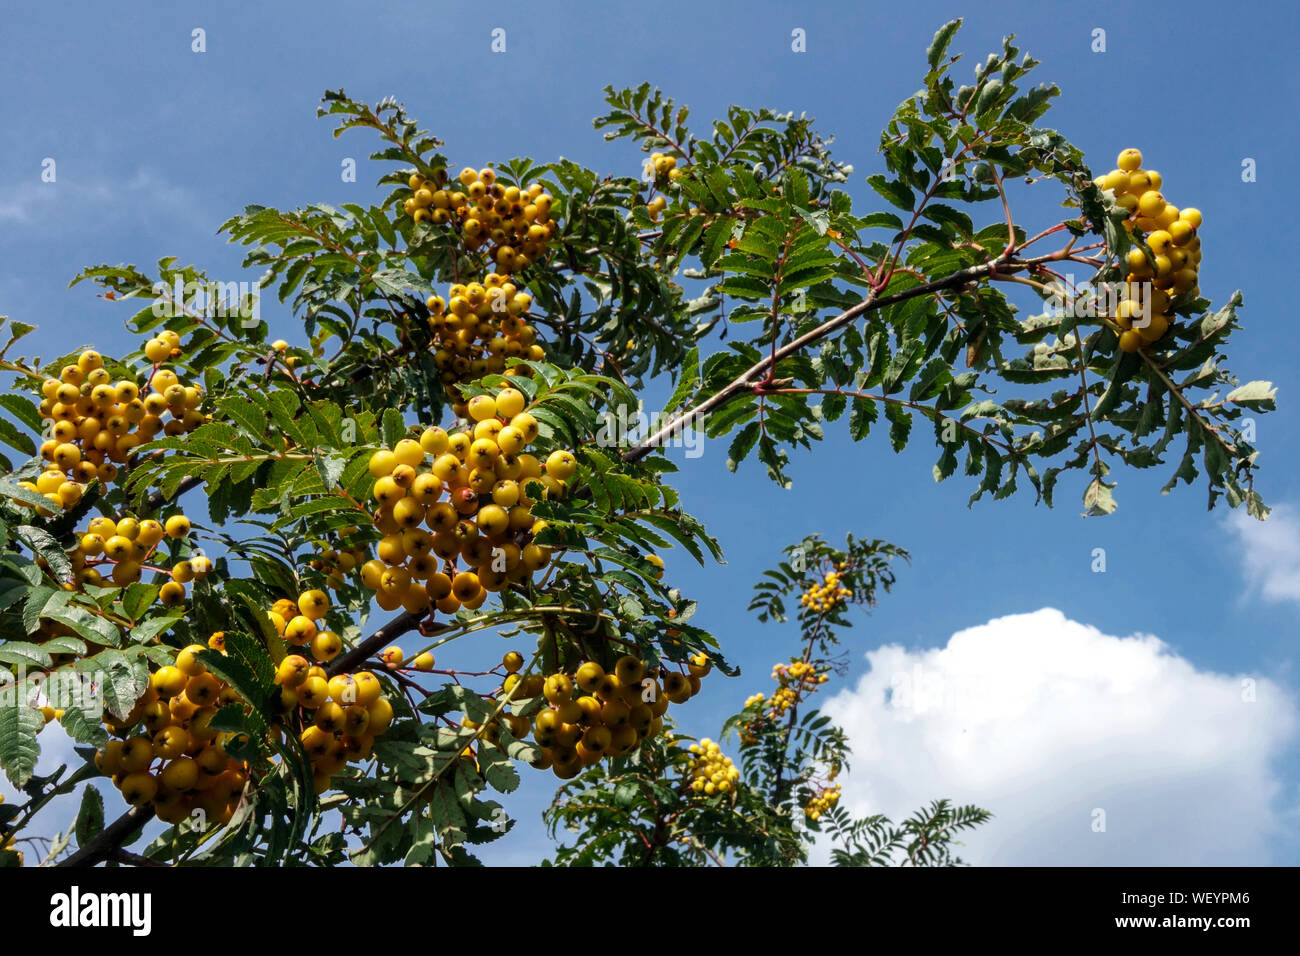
[
  {"x1": 866, "y1": 175, "x2": 914, "y2": 212},
  {"x1": 45, "y1": 602, "x2": 122, "y2": 648},
  {"x1": 128, "y1": 613, "x2": 183, "y2": 646},
  {"x1": 848, "y1": 396, "x2": 878, "y2": 440},
  {"x1": 16, "y1": 526, "x2": 71, "y2": 579},
  {"x1": 859, "y1": 211, "x2": 905, "y2": 231},
  {"x1": 0, "y1": 479, "x2": 53, "y2": 513},
  {"x1": 1224, "y1": 381, "x2": 1276, "y2": 411},
  {"x1": 59, "y1": 705, "x2": 108, "y2": 746},
  {"x1": 119, "y1": 583, "x2": 159, "y2": 623},
  {"x1": 934, "y1": 443, "x2": 958, "y2": 482},
  {"x1": 0, "y1": 703, "x2": 42, "y2": 787},
  {"x1": 0, "y1": 641, "x2": 52, "y2": 668},
  {"x1": 88, "y1": 651, "x2": 150, "y2": 721},
  {"x1": 726, "y1": 422, "x2": 760, "y2": 471},
  {"x1": 665, "y1": 346, "x2": 700, "y2": 413},
  {"x1": 197, "y1": 647, "x2": 272, "y2": 727},
  {"x1": 885, "y1": 402, "x2": 913, "y2": 452},
  {"x1": 1083, "y1": 476, "x2": 1117, "y2": 516},
  {"x1": 427, "y1": 778, "x2": 468, "y2": 845},
  {"x1": 75, "y1": 785, "x2": 105, "y2": 846},
  {"x1": 0, "y1": 415, "x2": 35, "y2": 456},
  {"x1": 220, "y1": 396, "x2": 267, "y2": 439},
  {"x1": 381, "y1": 408, "x2": 407, "y2": 447},
  {"x1": 479, "y1": 747, "x2": 521, "y2": 794},
  {"x1": 927, "y1": 19, "x2": 962, "y2": 68},
  {"x1": 0, "y1": 393, "x2": 43, "y2": 434}
]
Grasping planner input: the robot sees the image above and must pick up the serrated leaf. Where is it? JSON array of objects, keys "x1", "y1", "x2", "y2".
[
  {"x1": 1083, "y1": 476, "x2": 1117, "y2": 516},
  {"x1": 0, "y1": 703, "x2": 43, "y2": 787},
  {"x1": 74, "y1": 785, "x2": 105, "y2": 846},
  {"x1": 381, "y1": 408, "x2": 407, "y2": 447},
  {"x1": 16, "y1": 526, "x2": 71, "y2": 579},
  {"x1": 1224, "y1": 381, "x2": 1276, "y2": 411},
  {"x1": 866, "y1": 174, "x2": 914, "y2": 212},
  {"x1": 927, "y1": 19, "x2": 962, "y2": 68}
]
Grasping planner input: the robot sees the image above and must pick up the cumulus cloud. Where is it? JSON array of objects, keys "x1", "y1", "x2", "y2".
[
  {"x1": 818, "y1": 608, "x2": 1296, "y2": 865},
  {"x1": 1226, "y1": 503, "x2": 1300, "y2": 605}
]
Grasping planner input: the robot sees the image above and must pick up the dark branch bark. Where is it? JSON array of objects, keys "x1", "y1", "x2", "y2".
[
  {"x1": 326, "y1": 610, "x2": 429, "y2": 676},
  {"x1": 57, "y1": 805, "x2": 154, "y2": 867}
]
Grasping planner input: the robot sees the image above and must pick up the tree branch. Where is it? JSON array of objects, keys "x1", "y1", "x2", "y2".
[
  {"x1": 623, "y1": 250, "x2": 1067, "y2": 462},
  {"x1": 327, "y1": 610, "x2": 429, "y2": 676},
  {"x1": 57, "y1": 805, "x2": 154, "y2": 868}
]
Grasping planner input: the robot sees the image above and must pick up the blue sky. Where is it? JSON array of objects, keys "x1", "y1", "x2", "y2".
[{"x1": 3, "y1": 1, "x2": 1298, "y2": 865}]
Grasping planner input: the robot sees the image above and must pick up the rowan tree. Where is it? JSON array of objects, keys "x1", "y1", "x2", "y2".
[{"x1": 0, "y1": 20, "x2": 1274, "y2": 867}]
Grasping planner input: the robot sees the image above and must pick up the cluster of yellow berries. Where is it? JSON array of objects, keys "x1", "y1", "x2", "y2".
[
  {"x1": 766, "y1": 659, "x2": 829, "y2": 717},
  {"x1": 803, "y1": 783, "x2": 841, "y2": 821},
  {"x1": 424, "y1": 273, "x2": 546, "y2": 388},
  {"x1": 356, "y1": 388, "x2": 571, "y2": 614},
  {"x1": 405, "y1": 167, "x2": 559, "y2": 275},
  {"x1": 29, "y1": 344, "x2": 204, "y2": 509},
  {"x1": 644, "y1": 152, "x2": 681, "y2": 220},
  {"x1": 506, "y1": 655, "x2": 706, "y2": 779},
  {"x1": 71, "y1": 513, "x2": 209, "y2": 602},
  {"x1": 1093, "y1": 148, "x2": 1204, "y2": 353},
  {"x1": 307, "y1": 529, "x2": 370, "y2": 589},
  {"x1": 94, "y1": 642, "x2": 250, "y2": 826},
  {"x1": 268, "y1": 340, "x2": 299, "y2": 369},
  {"x1": 262, "y1": 590, "x2": 394, "y2": 792},
  {"x1": 685, "y1": 738, "x2": 739, "y2": 796},
  {"x1": 265, "y1": 590, "x2": 344, "y2": 662},
  {"x1": 799, "y1": 567, "x2": 850, "y2": 613},
  {"x1": 275, "y1": 657, "x2": 393, "y2": 795}
]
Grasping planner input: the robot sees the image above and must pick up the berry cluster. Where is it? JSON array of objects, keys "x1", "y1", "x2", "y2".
[
  {"x1": 265, "y1": 590, "x2": 343, "y2": 662},
  {"x1": 307, "y1": 528, "x2": 370, "y2": 590},
  {"x1": 1094, "y1": 148, "x2": 1204, "y2": 354},
  {"x1": 356, "y1": 388, "x2": 568, "y2": 614},
  {"x1": 276, "y1": 658, "x2": 393, "y2": 795},
  {"x1": 424, "y1": 274, "x2": 546, "y2": 389},
  {"x1": 766, "y1": 658, "x2": 829, "y2": 717},
  {"x1": 803, "y1": 783, "x2": 841, "y2": 821},
  {"x1": 406, "y1": 167, "x2": 559, "y2": 275},
  {"x1": 31, "y1": 343, "x2": 204, "y2": 509},
  {"x1": 71, "y1": 513, "x2": 210, "y2": 601},
  {"x1": 94, "y1": 642, "x2": 250, "y2": 826},
  {"x1": 799, "y1": 567, "x2": 850, "y2": 613},
  {"x1": 644, "y1": 152, "x2": 681, "y2": 220},
  {"x1": 510, "y1": 656, "x2": 705, "y2": 779},
  {"x1": 265, "y1": 590, "x2": 391, "y2": 792},
  {"x1": 686, "y1": 737, "x2": 739, "y2": 796}
]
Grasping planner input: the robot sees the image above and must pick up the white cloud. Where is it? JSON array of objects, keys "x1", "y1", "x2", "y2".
[
  {"x1": 0, "y1": 169, "x2": 193, "y2": 223},
  {"x1": 1227, "y1": 503, "x2": 1300, "y2": 605},
  {"x1": 0, "y1": 181, "x2": 54, "y2": 222},
  {"x1": 819, "y1": 608, "x2": 1297, "y2": 865}
]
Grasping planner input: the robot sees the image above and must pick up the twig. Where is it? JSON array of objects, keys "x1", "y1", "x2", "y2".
[{"x1": 623, "y1": 250, "x2": 1070, "y2": 462}]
